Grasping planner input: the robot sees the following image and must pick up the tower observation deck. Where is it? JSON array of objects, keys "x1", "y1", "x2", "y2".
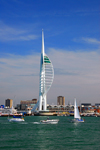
[{"x1": 32, "y1": 30, "x2": 54, "y2": 112}]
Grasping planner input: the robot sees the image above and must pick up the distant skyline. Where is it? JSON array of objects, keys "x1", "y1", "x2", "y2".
[{"x1": 0, "y1": 0, "x2": 100, "y2": 105}]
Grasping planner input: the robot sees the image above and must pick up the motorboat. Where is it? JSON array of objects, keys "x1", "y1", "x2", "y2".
[
  {"x1": 8, "y1": 115, "x2": 25, "y2": 122},
  {"x1": 71, "y1": 98, "x2": 84, "y2": 123},
  {"x1": 40, "y1": 118, "x2": 59, "y2": 124}
]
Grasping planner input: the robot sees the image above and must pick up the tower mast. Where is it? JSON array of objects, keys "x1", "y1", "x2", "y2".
[{"x1": 34, "y1": 30, "x2": 54, "y2": 112}]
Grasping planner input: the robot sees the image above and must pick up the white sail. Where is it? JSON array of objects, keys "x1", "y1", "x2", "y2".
[{"x1": 74, "y1": 98, "x2": 80, "y2": 119}]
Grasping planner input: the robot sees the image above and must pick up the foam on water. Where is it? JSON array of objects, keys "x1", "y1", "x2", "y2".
[{"x1": 33, "y1": 122, "x2": 41, "y2": 124}]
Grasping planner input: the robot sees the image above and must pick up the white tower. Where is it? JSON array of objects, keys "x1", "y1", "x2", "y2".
[{"x1": 39, "y1": 30, "x2": 54, "y2": 111}]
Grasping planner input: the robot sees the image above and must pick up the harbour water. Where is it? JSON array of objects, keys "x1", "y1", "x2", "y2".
[{"x1": 0, "y1": 116, "x2": 100, "y2": 150}]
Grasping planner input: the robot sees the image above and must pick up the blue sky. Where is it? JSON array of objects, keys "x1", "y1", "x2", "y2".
[{"x1": 0, "y1": 0, "x2": 100, "y2": 105}]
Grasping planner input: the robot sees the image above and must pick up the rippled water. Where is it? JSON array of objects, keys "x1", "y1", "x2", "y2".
[{"x1": 0, "y1": 116, "x2": 100, "y2": 150}]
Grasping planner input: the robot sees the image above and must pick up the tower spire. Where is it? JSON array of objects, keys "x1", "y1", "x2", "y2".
[{"x1": 42, "y1": 29, "x2": 45, "y2": 54}]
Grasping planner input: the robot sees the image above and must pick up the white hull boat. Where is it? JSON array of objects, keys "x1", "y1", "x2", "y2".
[
  {"x1": 40, "y1": 119, "x2": 59, "y2": 124},
  {"x1": 8, "y1": 115, "x2": 25, "y2": 122},
  {"x1": 8, "y1": 118, "x2": 25, "y2": 122},
  {"x1": 71, "y1": 98, "x2": 84, "y2": 123},
  {"x1": 71, "y1": 118, "x2": 84, "y2": 123}
]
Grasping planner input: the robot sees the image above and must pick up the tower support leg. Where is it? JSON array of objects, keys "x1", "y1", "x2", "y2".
[
  {"x1": 39, "y1": 95, "x2": 42, "y2": 111},
  {"x1": 43, "y1": 95, "x2": 47, "y2": 111}
]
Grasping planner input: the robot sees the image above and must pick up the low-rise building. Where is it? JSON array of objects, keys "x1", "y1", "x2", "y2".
[
  {"x1": 20, "y1": 99, "x2": 37, "y2": 106},
  {"x1": 95, "y1": 103, "x2": 100, "y2": 108}
]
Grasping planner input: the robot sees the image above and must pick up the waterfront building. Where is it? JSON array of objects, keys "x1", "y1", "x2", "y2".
[
  {"x1": 81, "y1": 103, "x2": 94, "y2": 113},
  {"x1": 18, "y1": 99, "x2": 37, "y2": 113},
  {"x1": 57, "y1": 96, "x2": 65, "y2": 106},
  {"x1": 17, "y1": 104, "x2": 27, "y2": 110},
  {"x1": 47, "y1": 105, "x2": 74, "y2": 111},
  {"x1": 95, "y1": 103, "x2": 100, "y2": 108},
  {"x1": 46, "y1": 104, "x2": 74, "y2": 116},
  {"x1": 5, "y1": 99, "x2": 13, "y2": 108},
  {"x1": 20, "y1": 99, "x2": 37, "y2": 106},
  {"x1": 0, "y1": 107, "x2": 17, "y2": 116},
  {"x1": 81, "y1": 103, "x2": 91, "y2": 107},
  {"x1": 16, "y1": 104, "x2": 32, "y2": 115}
]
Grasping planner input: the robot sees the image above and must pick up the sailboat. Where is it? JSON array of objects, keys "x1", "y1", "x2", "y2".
[
  {"x1": 71, "y1": 98, "x2": 84, "y2": 123},
  {"x1": 8, "y1": 115, "x2": 25, "y2": 122}
]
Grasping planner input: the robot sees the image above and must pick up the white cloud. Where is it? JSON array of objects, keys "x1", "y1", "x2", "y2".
[
  {"x1": 0, "y1": 21, "x2": 38, "y2": 41},
  {"x1": 82, "y1": 38, "x2": 100, "y2": 44},
  {"x1": 73, "y1": 37, "x2": 100, "y2": 45},
  {"x1": 0, "y1": 49, "x2": 100, "y2": 105}
]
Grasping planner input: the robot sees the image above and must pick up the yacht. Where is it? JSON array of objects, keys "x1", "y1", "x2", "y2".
[
  {"x1": 71, "y1": 98, "x2": 84, "y2": 123},
  {"x1": 40, "y1": 118, "x2": 59, "y2": 124},
  {"x1": 8, "y1": 116, "x2": 25, "y2": 122}
]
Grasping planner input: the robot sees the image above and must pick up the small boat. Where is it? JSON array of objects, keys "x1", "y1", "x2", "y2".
[
  {"x1": 40, "y1": 118, "x2": 59, "y2": 124},
  {"x1": 8, "y1": 115, "x2": 25, "y2": 122},
  {"x1": 71, "y1": 118, "x2": 84, "y2": 123},
  {"x1": 71, "y1": 98, "x2": 84, "y2": 123}
]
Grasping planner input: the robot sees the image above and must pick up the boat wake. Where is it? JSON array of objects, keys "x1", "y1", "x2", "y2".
[
  {"x1": 33, "y1": 122, "x2": 41, "y2": 124},
  {"x1": 33, "y1": 121, "x2": 58, "y2": 124},
  {"x1": 18, "y1": 122, "x2": 28, "y2": 124}
]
